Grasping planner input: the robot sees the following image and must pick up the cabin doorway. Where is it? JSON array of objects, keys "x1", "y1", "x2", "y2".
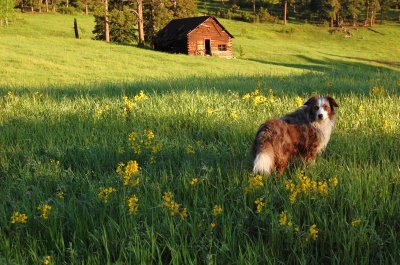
[{"x1": 205, "y1": 39, "x2": 211, "y2": 56}]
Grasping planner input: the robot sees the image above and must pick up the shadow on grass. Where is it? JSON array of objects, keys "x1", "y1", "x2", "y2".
[{"x1": 2, "y1": 55, "x2": 399, "y2": 100}]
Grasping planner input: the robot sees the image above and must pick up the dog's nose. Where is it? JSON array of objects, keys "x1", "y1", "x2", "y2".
[{"x1": 318, "y1": 114, "x2": 323, "y2": 119}]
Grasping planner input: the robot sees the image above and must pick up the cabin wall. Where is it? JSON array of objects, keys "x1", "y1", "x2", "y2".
[{"x1": 187, "y1": 19, "x2": 233, "y2": 58}]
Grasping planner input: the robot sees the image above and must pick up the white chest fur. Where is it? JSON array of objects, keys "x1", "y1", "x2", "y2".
[{"x1": 313, "y1": 119, "x2": 335, "y2": 153}]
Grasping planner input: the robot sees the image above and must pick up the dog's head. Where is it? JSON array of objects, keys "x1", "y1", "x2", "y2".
[{"x1": 304, "y1": 96, "x2": 338, "y2": 122}]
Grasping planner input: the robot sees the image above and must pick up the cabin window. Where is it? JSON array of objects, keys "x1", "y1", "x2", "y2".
[{"x1": 218, "y1": 44, "x2": 227, "y2": 51}]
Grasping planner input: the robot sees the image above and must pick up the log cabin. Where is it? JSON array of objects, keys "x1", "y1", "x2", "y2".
[{"x1": 153, "y1": 16, "x2": 234, "y2": 59}]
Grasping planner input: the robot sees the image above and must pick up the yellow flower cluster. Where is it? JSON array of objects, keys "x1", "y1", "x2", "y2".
[
  {"x1": 122, "y1": 91, "x2": 149, "y2": 116},
  {"x1": 185, "y1": 145, "x2": 195, "y2": 154},
  {"x1": 127, "y1": 129, "x2": 161, "y2": 162},
  {"x1": 116, "y1": 160, "x2": 140, "y2": 186},
  {"x1": 279, "y1": 211, "x2": 288, "y2": 226},
  {"x1": 245, "y1": 175, "x2": 265, "y2": 193},
  {"x1": 190, "y1": 178, "x2": 199, "y2": 186},
  {"x1": 43, "y1": 255, "x2": 52, "y2": 265},
  {"x1": 207, "y1": 107, "x2": 217, "y2": 116},
  {"x1": 358, "y1": 104, "x2": 365, "y2": 114},
  {"x1": 295, "y1": 96, "x2": 303, "y2": 107},
  {"x1": 98, "y1": 187, "x2": 117, "y2": 203},
  {"x1": 122, "y1": 96, "x2": 135, "y2": 117},
  {"x1": 309, "y1": 224, "x2": 318, "y2": 240},
  {"x1": 162, "y1": 192, "x2": 187, "y2": 219},
  {"x1": 212, "y1": 205, "x2": 223, "y2": 216},
  {"x1": 127, "y1": 194, "x2": 139, "y2": 215},
  {"x1": 351, "y1": 219, "x2": 361, "y2": 227},
  {"x1": 242, "y1": 88, "x2": 274, "y2": 106},
  {"x1": 134, "y1": 90, "x2": 149, "y2": 102},
  {"x1": 230, "y1": 110, "x2": 238, "y2": 121},
  {"x1": 382, "y1": 119, "x2": 390, "y2": 132},
  {"x1": 38, "y1": 204, "x2": 52, "y2": 220},
  {"x1": 284, "y1": 171, "x2": 338, "y2": 204},
  {"x1": 371, "y1": 86, "x2": 385, "y2": 96},
  {"x1": 254, "y1": 197, "x2": 265, "y2": 214},
  {"x1": 10, "y1": 211, "x2": 28, "y2": 224},
  {"x1": 56, "y1": 191, "x2": 65, "y2": 199}
]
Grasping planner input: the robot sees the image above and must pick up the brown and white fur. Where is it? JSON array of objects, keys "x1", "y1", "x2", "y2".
[{"x1": 252, "y1": 96, "x2": 338, "y2": 176}]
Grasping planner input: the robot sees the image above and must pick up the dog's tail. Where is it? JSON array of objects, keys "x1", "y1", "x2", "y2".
[
  {"x1": 253, "y1": 147, "x2": 274, "y2": 175},
  {"x1": 252, "y1": 127, "x2": 275, "y2": 175}
]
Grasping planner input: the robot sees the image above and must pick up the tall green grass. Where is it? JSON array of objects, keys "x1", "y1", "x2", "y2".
[{"x1": 0, "y1": 13, "x2": 399, "y2": 264}]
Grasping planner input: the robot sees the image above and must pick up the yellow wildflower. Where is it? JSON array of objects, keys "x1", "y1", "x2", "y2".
[
  {"x1": 10, "y1": 211, "x2": 28, "y2": 224},
  {"x1": 98, "y1": 187, "x2": 117, "y2": 203},
  {"x1": 127, "y1": 194, "x2": 139, "y2": 215},
  {"x1": 289, "y1": 190, "x2": 298, "y2": 204},
  {"x1": 230, "y1": 110, "x2": 238, "y2": 121},
  {"x1": 56, "y1": 191, "x2": 65, "y2": 199},
  {"x1": 295, "y1": 96, "x2": 303, "y2": 107},
  {"x1": 382, "y1": 120, "x2": 390, "y2": 132},
  {"x1": 245, "y1": 175, "x2": 264, "y2": 193},
  {"x1": 254, "y1": 197, "x2": 265, "y2": 214},
  {"x1": 190, "y1": 178, "x2": 199, "y2": 186},
  {"x1": 185, "y1": 145, "x2": 195, "y2": 154},
  {"x1": 43, "y1": 255, "x2": 52, "y2": 265},
  {"x1": 309, "y1": 224, "x2": 318, "y2": 240},
  {"x1": 122, "y1": 96, "x2": 135, "y2": 116},
  {"x1": 38, "y1": 204, "x2": 52, "y2": 220},
  {"x1": 128, "y1": 131, "x2": 138, "y2": 142},
  {"x1": 318, "y1": 181, "x2": 329, "y2": 196},
  {"x1": 351, "y1": 219, "x2": 361, "y2": 227},
  {"x1": 134, "y1": 90, "x2": 149, "y2": 102},
  {"x1": 210, "y1": 222, "x2": 216, "y2": 229},
  {"x1": 242, "y1": 93, "x2": 251, "y2": 100},
  {"x1": 162, "y1": 192, "x2": 180, "y2": 216},
  {"x1": 94, "y1": 107, "x2": 104, "y2": 118},
  {"x1": 358, "y1": 105, "x2": 365, "y2": 114},
  {"x1": 144, "y1": 129, "x2": 155, "y2": 142},
  {"x1": 151, "y1": 144, "x2": 162, "y2": 154},
  {"x1": 207, "y1": 107, "x2": 216, "y2": 116},
  {"x1": 371, "y1": 86, "x2": 380, "y2": 95},
  {"x1": 212, "y1": 205, "x2": 223, "y2": 216},
  {"x1": 279, "y1": 211, "x2": 287, "y2": 226},
  {"x1": 131, "y1": 143, "x2": 141, "y2": 155},
  {"x1": 180, "y1": 208, "x2": 188, "y2": 220},
  {"x1": 6, "y1": 91, "x2": 14, "y2": 99},
  {"x1": 253, "y1": 95, "x2": 267, "y2": 106},
  {"x1": 116, "y1": 161, "x2": 140, "y2": 186},
  {"x1": 329, "y1": 177, "x2": 338, "y2": 188}
]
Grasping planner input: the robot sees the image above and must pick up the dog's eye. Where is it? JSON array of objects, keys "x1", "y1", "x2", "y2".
[{"x1": 313, "y1": 106, "x2": 319, "y2": 110}]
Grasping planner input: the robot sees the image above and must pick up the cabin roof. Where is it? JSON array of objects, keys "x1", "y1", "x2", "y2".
[{"x1": 155, "y1": 16, "x2": 234, "y2": 43}]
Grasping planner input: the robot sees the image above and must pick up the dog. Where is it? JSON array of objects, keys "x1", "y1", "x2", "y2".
[{"x1": 252, "y1": 95, "x2": 338, "y2": 176}]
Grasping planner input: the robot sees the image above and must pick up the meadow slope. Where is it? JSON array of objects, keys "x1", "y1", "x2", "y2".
[{"x1": 0, "y1": 13, "x2": 399, "y2": 264}]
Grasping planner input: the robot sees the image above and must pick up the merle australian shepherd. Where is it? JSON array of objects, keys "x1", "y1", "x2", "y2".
[{"x1": 252, "y1": 95, "x2": 338, "y2": 176}]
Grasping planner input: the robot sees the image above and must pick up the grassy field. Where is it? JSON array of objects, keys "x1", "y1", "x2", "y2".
[{"x1": 0, "y1": 13, "x2": 400, "y2": 264}]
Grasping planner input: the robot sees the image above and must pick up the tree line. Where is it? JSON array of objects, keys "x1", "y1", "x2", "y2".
[{"x1": 209, "y1": 0, "x2": 400, "y2": 27}]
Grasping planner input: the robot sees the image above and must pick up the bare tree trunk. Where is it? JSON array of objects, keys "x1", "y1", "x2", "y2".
[
  {"x1": 253, "y1": 0, "x2": 256, "y2": 14},
  {"x1": 330, "y1": 16, "x2": 334, "y2": 27},
  {"x1": 365, "y1": 0, "x2": 370, "y2": 25},
  {"x1": 283, "y1": 0, "x2": 287, "y2": 25},
  {"x1": 105, "y1": 0, "x2": 110, "y2": 42},
  {"x1": 66, "y1": 0, "x2": 69, "y2": 8},
  {"x1": 137, "y1": 0, "x2": 144, "y2": 47},
  {"x1": 38, "y1": 0, "x2": 42, "y2": 12},
  {"x1": 45, "y1": 0, "x2": 49, "y2": 12},
  {"x1": 85, "y1": 0, "x2": 88, "y2": 15},
  {"x1": 30, "y1": 0, "x2": 34, "y2": 12}
]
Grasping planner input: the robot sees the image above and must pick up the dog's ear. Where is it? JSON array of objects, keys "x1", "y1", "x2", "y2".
[
  {"x1": 326, "y1": 96, "x2": 339, "y2": 108},
  {"x1": 304, "y1": 96, "x2": 318, "y2": 106}
]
